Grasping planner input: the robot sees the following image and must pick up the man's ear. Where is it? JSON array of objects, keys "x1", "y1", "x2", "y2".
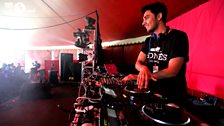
[{"x1": 156, "y1": 12, "x2": 162, "y2": 21}]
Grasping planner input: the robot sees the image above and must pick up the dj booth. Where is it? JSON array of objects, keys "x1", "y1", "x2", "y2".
[
  {"x1": 100, "y1": 85, "x2": 193, "y2": 126},
  {"x1": 60, "y1": 74, "x2": 210, "y2": 126}
]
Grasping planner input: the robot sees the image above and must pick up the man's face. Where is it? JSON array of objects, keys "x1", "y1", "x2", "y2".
[{"x1": 142, "y1": 10, "x2": 158, "y2": 33}]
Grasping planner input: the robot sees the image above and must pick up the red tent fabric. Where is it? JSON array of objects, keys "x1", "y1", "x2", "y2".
[{"x1": 168, "y1": 0, "x2": 224, "y2": 99}]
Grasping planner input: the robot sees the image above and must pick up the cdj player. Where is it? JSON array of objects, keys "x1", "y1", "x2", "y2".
[
  {"x1": 103, "y1": 79, "x2": 210, "y2": 126},
  {"x1": 97, "y1": 79, "x2": 206, "y2": 126},
  {"x1": 61, "y1": 75, "x2": 208, "y2": 126}
]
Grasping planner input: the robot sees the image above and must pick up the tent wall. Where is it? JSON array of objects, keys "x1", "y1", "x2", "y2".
[{"x1": 167, "y1": 0, "x2": 224, "y2": 99}]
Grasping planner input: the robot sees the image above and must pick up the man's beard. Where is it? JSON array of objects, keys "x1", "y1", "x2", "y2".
[{"x1": 147, "y1": 23, "x2": 158, "y2": 33}]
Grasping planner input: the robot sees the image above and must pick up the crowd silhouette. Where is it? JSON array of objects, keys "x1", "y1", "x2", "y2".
[{"x1": 0, "y1": 63, "x2": 28, "y2": 103}]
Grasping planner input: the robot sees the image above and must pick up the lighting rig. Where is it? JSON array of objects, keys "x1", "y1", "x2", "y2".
[{"x1": 74, "y1": 16, "x2": 96, "y2": 81}]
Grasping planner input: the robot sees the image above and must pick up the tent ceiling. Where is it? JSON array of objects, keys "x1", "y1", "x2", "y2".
[{"x1": 0, "y1": 0, "x2": 208, "y2": 48}]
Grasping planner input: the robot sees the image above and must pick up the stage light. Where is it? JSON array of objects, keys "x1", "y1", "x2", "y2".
[
  {"x1": 85, "y1": 16, "x2": 96, "y2": 30},
  {"x1": 74, "y1": 28, "x2": 90, "y2": 48},
  {"x1": 78, "y1": 53, "x2": 88, "y2": 62}
]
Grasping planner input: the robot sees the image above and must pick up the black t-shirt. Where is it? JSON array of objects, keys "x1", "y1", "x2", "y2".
[{"x1": 141, "y1": 29, "x2": 189, "y2": 106}]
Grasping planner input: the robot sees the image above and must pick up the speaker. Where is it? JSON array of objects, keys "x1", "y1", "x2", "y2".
[
  {"x1": 60, "y1": 53, "x2": 73, "y2": 81},
  {"x1": 69, "y1": 62, "x2": 82, "y2": 82},
  {"x1": 48, "y1": 70, "x2": 58, "y2": 84}
]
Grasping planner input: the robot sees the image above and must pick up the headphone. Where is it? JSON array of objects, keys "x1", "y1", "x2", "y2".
[
  {"x1": 148, "y1": 26, "x2": 170, "y2": 48},
  {"x1": 158, "y1": 26, "x2": 170, "y2": 41}
]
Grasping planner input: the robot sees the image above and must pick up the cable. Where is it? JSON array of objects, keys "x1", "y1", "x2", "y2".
[
  {"x1": 0, "y1": 13, "x2": 86, "y2": 19},
  {"x1": 0, "y1": 11, "x2": 96, "y2": 30},
  {"x1": 41, "y1": 0, "x2": 75, "y2": 29},
  {"x1": 76, "y1": 96, "x2": 102, "y2": 104}
]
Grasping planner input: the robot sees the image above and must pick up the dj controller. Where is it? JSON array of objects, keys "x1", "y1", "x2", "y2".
[{"x1": 59, "y1": 74, "x2": 207, "y2": 126}]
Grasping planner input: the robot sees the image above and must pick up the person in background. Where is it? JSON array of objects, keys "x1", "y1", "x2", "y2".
[
  {"x1": 123, "y1": 2, "x2": 189, "y2": 107},
  {"x1": 32, "y1": 61, "x2": 41, "y2": 70},
  {"x1": 30, "y1": 61, "x2": 41, "y2": 81},
  {"x1": 50, "y1": 63, "x2": 56, "y2": 70}
]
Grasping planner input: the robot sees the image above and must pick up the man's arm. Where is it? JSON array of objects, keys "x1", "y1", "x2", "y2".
[
  {"x1": 151, "y1": 57, "x2": 185, "y2": 80},
  {"x1": 135, "y1": 52, "x2": 147, "y2": 71}
]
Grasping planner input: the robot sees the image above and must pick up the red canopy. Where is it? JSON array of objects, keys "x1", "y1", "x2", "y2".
[{"x1": 0, "y1": 0, "x2": 208, "y2": 47}]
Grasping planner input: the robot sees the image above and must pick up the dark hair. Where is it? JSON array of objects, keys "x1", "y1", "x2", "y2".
[{"x1": 141, "y1": 2, "x2": 167, "y2": 24}]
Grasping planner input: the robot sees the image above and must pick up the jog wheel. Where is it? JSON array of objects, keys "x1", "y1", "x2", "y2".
[{"x1": 141, "y1": 103, "x2": 191, "y2": 125}]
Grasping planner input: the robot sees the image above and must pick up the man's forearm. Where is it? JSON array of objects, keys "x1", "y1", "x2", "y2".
[
  {"x1": 152, "y1": 69, "x2": 177, "y2": 80},
  {"x1": 152, "y1": 57, "x2": 184, "y2": 80}
]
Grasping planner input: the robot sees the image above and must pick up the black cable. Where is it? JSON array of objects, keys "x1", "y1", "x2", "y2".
[
  {"x1": 0, "y1": 13, "x2": 85, "y2": 19},
  {"x1": 0, "y1": 10, "x2": 95, "y2": 30},
  {"x1": 40, "y1": 0, "x2": 75, "y2": 29},
  {"x1": 0, "y1": 11, "x2": 96, "y2": 30}
]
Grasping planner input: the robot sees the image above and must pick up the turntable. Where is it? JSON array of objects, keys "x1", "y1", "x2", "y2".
[
  {"x1": 121, "y1": 82, "x2": 194, "y2": 126},
  {"x1": 141, "y1": 103, "x2": 191, "y2": 126},
  {"x1": 122, "y1": 84, "x2": 163, "y2": 108}
]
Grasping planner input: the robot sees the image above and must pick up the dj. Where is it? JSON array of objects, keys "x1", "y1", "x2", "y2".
[{"x1": 123, "y1": 2, "x2": 189, "y2": 107}]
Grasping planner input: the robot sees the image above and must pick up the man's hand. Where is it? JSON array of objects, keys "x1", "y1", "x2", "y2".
[
  {"x1": 137, "y1": 66, "x2": 152, "y2": 89},
  {"x1": 122, "y1": 74, "x2": 138, "y2": 84}
]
